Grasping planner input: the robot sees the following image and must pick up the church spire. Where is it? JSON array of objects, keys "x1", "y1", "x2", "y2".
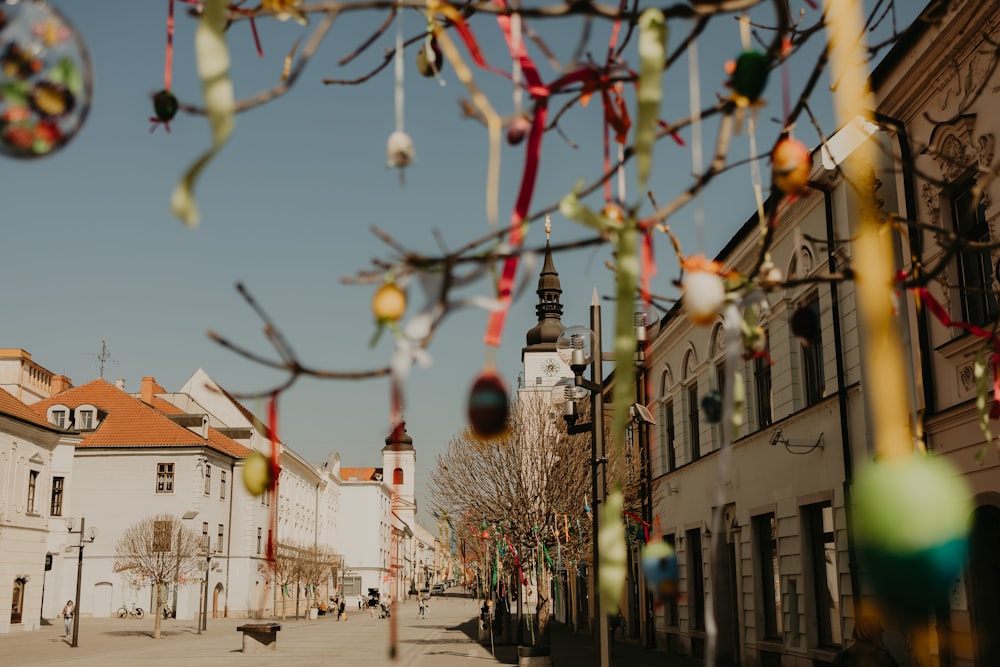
[{"x1": 524, "y1": 215, "x2": 565, "y2": 350}]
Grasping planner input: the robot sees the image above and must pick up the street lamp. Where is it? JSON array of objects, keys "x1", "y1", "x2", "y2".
[
  {"x1": 200, "y1": 536, "x2": 212, "y2": 633},
  {"x1": 65, "y1": 517, "x2": 97, "y2": 648},
  {"x1": 554, "y1": 289, "x2": 610, "y2": 667}
]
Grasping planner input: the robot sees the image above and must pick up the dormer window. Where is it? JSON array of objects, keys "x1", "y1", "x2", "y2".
[
  {"x1": 49, "y1": 408, "x2": 67, "y2": 428},
  {"x1": 77, "y1": 409, "x2": 94, "y2": 430}
]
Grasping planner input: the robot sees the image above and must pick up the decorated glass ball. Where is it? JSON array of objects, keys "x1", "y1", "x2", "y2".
[
  {"x1": 641, "y1": 541, "x2": 678, "y2": 598},
  {"x1": 467, "y1": 371, "x2": 509, "y2": 438},
  {"x1": 0, "y1": 1, "x2": 92, "y2": 159},
  {"x1": 682, "y1": 269, "x2": 726, "y2": 326},
  {"x1": 772, "y1": 137, "x2": 812, "y2": 194},
  {"x1": 852, "y1": 455, "x2": 972, "y2": 621}
]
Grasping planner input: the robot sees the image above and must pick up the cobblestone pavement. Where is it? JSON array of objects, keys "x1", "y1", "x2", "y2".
[{"x1": 0, "y1": 593, "x2": 704, "y2": 667}]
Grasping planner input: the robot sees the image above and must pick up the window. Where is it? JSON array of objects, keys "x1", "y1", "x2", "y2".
[
  {"x1": 804, "y1": 502, "x2": 841, "y2": 647},
  {"x1": 754, "y1": 351, "x2": 773, "y2": 428},
  {"x1": 954, "y1": 183, "x2": 999, "y2": 327},
  {"x1": 26, "y1": 470, "x2": 38, "y2": 513},
  {"x1": 686, "y1": 528, "x2": 705, "y2": 630},
  {"x1": 202, "y1": 522, "x2": 208, "y2": 551},
  {"x1": 664, "y1": 534, "x2": 679, "y2": 627},
  {"x1": 204, "y1": 464, "x2": 211, "y2": 495},
  {"x1": 220, "y1": 471, "x2": 226, "y2": 499},
  {"x1": 257, "y1": 527, "x2": 262, "y2": 554},
  {"x1": 77, "y1": 409, "x2": 93, "y2": 430},
  {"x1": 799, "y1": 297, "x2": 824, "y2": 406},
  {"x1": 658, "y1": 399, "x2": 676, "y2": 473},
  {"x1": 50, "y1": 476, "x2": 63, "y2": 516},
  {"x1": 153, "y1": 520, "x2": 172, "y2": 552},
  {"x1": 156, "y1": 463, "x2": 174, "y2": 493},
  {"x1": 51, "y1": 410, "x2": 66, "y2": 428},
  {"x1": 217, "y1": 524, "x2": 224, "y2": 552},
  {"x1": 393, "y1": 467, "x2": 404, "y2": 485},
  {"x1": 753, "y1": 513, "x2": 782, "y2": 639},
  {"x1": 687, "y1": 383, "x2": 701, "y2": 461}
]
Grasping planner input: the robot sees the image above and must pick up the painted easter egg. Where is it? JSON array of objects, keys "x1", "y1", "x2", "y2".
[
  {"x1": 852, "y1": 455, "x2": 972, "y2": 620},
  {"x1": 242, "y1": 450, "x2": 274, "y2": 496},
  {"x1": 467, "y1": 371, "x2": 509, "y2": 438},
  {"x1": 152, "y1": 89, "x2": 178, "y2": 124},
  {"x1": 641, "y1": 540, "x2": 678, "y2": 598},
  {"x1": 701, "y1": 390, "x2": 723, "y2": 423},
  {"x1": 729, "y1": 50, "x2": 769, "y2": 103},
  {"x1": 772, "y1": 137, "x2": 812, "y2": 194},
  {"x1": 683, "y1": 270, "x2": 726, "y2": 326},
  {"x1": 372, "y1": 283, "x2": 406, "y2": 323}
]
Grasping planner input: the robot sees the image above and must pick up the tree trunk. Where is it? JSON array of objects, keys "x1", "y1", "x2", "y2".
[
  {"x1": 153, "y1": 584, "x2": 162, "y2": 639},
  {"x1": 536, "y1": 561, "x2": 552, "y2": 647}
]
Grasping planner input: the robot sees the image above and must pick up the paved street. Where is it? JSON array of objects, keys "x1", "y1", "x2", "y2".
[{"x1": 0, "y1": 593, "x2": 703, "y2": 666}]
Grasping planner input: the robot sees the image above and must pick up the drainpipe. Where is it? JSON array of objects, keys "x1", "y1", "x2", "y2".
[
  {"x1": 816, "y1": 183, "x2": 863, "y2": 627},
  {"x1": 225, "y1": 458, "x2": 235, "y2": 618}
]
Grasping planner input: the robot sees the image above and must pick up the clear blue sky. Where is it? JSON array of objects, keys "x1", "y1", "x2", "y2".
[{"x1": 3, "y1": 1, "x2": 914, "y2": 526}]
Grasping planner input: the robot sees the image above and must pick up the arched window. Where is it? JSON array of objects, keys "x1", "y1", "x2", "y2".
[{"x1": 393, "y1": 468, "x2": 404, "y2": 485}]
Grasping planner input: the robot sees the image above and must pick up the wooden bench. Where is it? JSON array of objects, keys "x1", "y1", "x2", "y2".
[{"x1": 236, "y1": 623, "x2": 281, "y2": 653}]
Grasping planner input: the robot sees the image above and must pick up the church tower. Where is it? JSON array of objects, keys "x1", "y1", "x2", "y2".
[
  {"x1": 521, "y1": 216, "x2": 571, "y2": 392},
  {"x1": 382, "y1": 422, "x2": 416, "y2": 520}
]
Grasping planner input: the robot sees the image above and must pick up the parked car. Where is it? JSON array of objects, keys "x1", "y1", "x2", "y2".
[{"x1": 432, "y1": 583, "x2": 446, "y2": 595}]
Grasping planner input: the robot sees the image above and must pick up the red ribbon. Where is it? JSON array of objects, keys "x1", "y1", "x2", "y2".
[
  {"x1": 912, "y1": 286, "x2": 1000, "y2": 414},
  {"x1": 265, "y1": 391, "x2": 281, "y2": 562}
]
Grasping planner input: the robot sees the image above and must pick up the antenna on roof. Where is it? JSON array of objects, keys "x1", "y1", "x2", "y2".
[{"x1": 91, "y1": 340, "x2": 117, "y2": 378}]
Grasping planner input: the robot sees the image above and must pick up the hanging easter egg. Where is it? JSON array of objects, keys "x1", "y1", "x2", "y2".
[
  {"x1": 152, "y1": 89, "x2": 178, "y2": 124},
  {"x1": 790, "y1": 303, "x2": 821, "y2": 344},
  {"x1": 372, "y1": 282, "x2": 406, "y2": 323},
  {"x1": 386, "y1": 130, "x2": 415, "y2": 169},
  {"x1": 701, "y1": 390, "x2": 723, "y2": 423},
  {"x1": 467, "y1": 371, "x2": 509, "y2": 438},
  {"x1": 242, "y1": 450, "x2": 274, "y2": 496},
  {"x1": 416, "y1": 37, "x2": 443, "y2": 77},
  {"x1": 758, "y1": 259, "x2": 783, "y2": 288},
  {"x1": 0, "y1": 1, "x2": 92, "y2": 159},
  {"x1": 601, "y1": 202, "x2": 626, "y2": 225},
  {"x1": 641, "y1": 541, "x2": 678, "y2": 598},
  {"x1": 728, "y1": 50, "x2": 769, "y2": 104},
  {"x1": 852, "y1": 455, "x2": 971, "y2": 621},
  {"x1": 506, "y1": 115, "x2": 531, "y2": 146},
  {"x1": 683, "y1": 270, "x2": 726, "y2": 326},
  {"x1": 772, "y1": 137, "x2": 812, "y2": 194}
]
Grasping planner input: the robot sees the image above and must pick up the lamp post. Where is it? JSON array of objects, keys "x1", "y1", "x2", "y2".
[
  {"x1": 200, "y1": 537, "x2": 212, "y2": 632},
  {"x1": 65, "y1": 517, "x2": 97, "y2": 648},
  {"x1": 555, "y1": 289, "x2": 610, "y2": 667}
]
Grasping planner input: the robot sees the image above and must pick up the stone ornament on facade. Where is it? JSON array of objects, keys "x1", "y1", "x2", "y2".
[{"x1": 921, "y1": 114, "x2": 995, "y2": 225}]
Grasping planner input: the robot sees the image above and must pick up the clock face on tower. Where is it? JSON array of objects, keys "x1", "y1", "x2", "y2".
[{"x1": 542, "y1": 359, "x2": 560, "y2": 376}]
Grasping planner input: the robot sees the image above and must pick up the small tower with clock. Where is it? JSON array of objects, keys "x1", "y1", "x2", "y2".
[{"x1": 521, "y1": 216, "x2": 571, "y2": 392}]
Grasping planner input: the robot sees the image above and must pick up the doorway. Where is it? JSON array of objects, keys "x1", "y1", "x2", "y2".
[
  {"x1": 968, "y1": 504, "x2": 1000, "y2": 667},
  {"x1": 10, "y1": 578, "x2": 24, "y2": 624}
]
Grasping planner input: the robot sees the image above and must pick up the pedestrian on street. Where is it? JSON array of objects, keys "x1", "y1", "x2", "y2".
[
  {"x1": 357, "y1": 593, "x2": 364, "y2": 610},
  {"x1": 417, "y1": 595, "x2": 426, "y2": 619},
  {"x1": 61, "y1": 600, "x2": 74, "y2": 638},
  {"x1": 338, "y1": 599, "x2": 346, "y2": 621}
]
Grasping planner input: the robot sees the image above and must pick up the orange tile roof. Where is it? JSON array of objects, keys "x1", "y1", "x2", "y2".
[
  {"x1": 151, "y1": 397, "x2": 253, "y2": 458},
  {"x1": 30, "y1": 379, "x2": 246, "y2": 457},
  {"x1": 0, "y1": 388, "x2": 62, "y2": 431},
  {"x1": 340, "y1": 467, "x2": 381, "y2": 482}
]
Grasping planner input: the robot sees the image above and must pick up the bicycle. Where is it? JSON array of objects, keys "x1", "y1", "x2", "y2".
[{"x1": 118, "y1": 602, "x2": 144, "y2": 619}]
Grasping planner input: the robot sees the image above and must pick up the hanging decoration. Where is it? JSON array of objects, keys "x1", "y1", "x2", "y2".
[
  {"x1": 150, "y1": 0, "x2": 177, "y2": 132},
  {"x1": 466, "y1": 367, "x2": 509, "y2": 438},
  {"x1": 641, "y1": 540, "x2": 677, "y2": 599},
  {"x1": 170, "y1": 0, "x2": 235, "y2": 227},
  {"x1": 771, "y1": 136, "x2": 811, "y2": 195},
  {"x1": 0, "y1": 0, "x2": 93, "y2": 159},
  {"x1": 369, "y1": 280, "x2": 407, "y2": 347},
  {"x1": 386, "y1": 4, "x2": 414, "y2": 182},
  {"x1": 681, "y1": 255, "x2": 727, "y2": 326},
  {"x1": 852, "y1": 454, "x2": 971, "y2": 622}
]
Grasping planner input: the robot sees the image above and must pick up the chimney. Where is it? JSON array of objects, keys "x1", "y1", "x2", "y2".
[
  {"x1": 49, "y1": 375, "x2": 73, "y2": 396},
  {"x1": 141, "y1": 376, "x2": 164, "y2": 404},
  {"x1": 115, "y1": 378, "x2": 126, "y2": 391}
]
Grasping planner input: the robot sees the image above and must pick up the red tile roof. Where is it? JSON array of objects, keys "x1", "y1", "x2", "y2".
[
  {"x1": 151, "y1": 397, "x2": 252, "y2": 458},
  {"x1": 340, "y1": 467, "x2": 381, "y2": 482},
  {"x1": 0, "y1": 388, "x2": 61, "y2": 431},
  {"x1": 30, "y1": 379, "x2": 248, "y2": 457}
]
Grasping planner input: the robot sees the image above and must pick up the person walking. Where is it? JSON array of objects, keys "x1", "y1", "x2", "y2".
[
  {"x1": 61, "y1": 600, "x2": 74, "y2": 638},
  {"x1": 417, "y1": 595, "x2": 426, "y2": 619},
  {"x1": 357, "y1": 593, "x2": 364, "y2": 610}
]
